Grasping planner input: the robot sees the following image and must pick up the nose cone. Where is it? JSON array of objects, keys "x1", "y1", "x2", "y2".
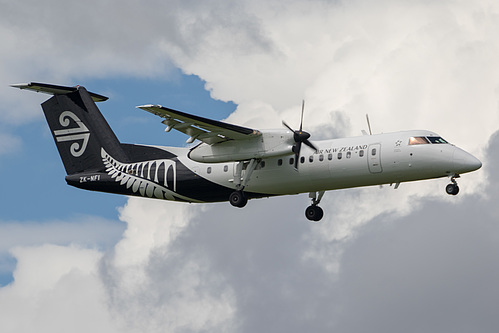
[{"x1": 453, "y1": 148, "x2": 482, "y2": 173}]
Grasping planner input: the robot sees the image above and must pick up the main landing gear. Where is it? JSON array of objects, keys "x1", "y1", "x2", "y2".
[
  {"x1": 229, "y1": 190, "x2": 248, "y2": 208},
  {"x1": 229, "y1": 159, "x2": 258, "y2": 208},
  {"x1": 445, "y1": 174, "x2": 460, "y2": 196},
  {"x1": 305, "y1": 190, "x2": 325, "y2": 222}
]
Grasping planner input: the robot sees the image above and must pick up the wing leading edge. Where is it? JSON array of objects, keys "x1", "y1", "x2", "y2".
[{"x1": 138, "y1": 104, "x2": 261, "y2": 144}]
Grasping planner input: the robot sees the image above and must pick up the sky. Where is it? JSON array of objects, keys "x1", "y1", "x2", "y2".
[{"x1": 1, "y1": 0, "x2": 499, "y2": 332}]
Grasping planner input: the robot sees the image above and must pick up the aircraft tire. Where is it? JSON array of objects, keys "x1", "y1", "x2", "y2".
[
  {"x1": 229, "y1": 191, "x2": 248, "y2": 208},
  {"x1": 305, "y1": 205, "x2": 324, "y2": 221},
  {"x1": 446, "y1": 184, "x2": 459, "y2": 196}
]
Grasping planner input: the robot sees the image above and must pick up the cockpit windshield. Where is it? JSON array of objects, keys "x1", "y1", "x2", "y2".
[
  {"x1": 408, "y1": 136, "x2": 449, "y2": 145},
  {"x1": 427, "y1": 136, "x2": 448, "y2": 144},
  {"x1": 409, "y1": 136, "x2": 430, "y2": 145}
]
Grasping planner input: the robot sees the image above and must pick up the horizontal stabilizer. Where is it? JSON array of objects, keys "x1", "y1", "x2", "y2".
[{"x1": 11, "y1": 82, "x2": 108, "y2": 102}]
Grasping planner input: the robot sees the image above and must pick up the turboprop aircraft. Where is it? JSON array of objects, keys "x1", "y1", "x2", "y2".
[{"x1": 12, "y1": 82, "x2": 482, "y2": 221}]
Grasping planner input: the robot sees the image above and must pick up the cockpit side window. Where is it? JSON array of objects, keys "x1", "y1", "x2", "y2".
[
  {"x1": 427, "y1": 136, "x2": 448, "y2": 144},
  {"x1": 409, "y1": 136, "x2": 430, "y2": 145}
]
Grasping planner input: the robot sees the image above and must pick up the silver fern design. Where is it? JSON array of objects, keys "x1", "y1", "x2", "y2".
[{"x1": 101, "y1": 148, "x2": 189, "y2": 201}]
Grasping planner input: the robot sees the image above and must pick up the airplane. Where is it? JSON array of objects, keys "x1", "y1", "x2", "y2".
[{"x1": 12, "y1": 82, "x2": 482, "y2": 221}]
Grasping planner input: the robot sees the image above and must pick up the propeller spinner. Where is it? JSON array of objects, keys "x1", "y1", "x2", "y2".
[{"x1": 282, "y1": 100, "x2": 318, "y2": 170}]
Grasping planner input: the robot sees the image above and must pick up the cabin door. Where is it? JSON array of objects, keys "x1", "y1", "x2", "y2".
[{"x1": 368, "y1": 144, "x2": 383, "y2": 173}]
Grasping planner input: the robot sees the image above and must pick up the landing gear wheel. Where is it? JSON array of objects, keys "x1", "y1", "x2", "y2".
[
  {"x1": 446, "y1": 183, "x2": 459, "y2": 196},
  {"x1": 305, "y1": 205, "x2": 324, "y2": 222},
  {"x1": 229, "y1": 191, "x2": 248, "y2": 208}
]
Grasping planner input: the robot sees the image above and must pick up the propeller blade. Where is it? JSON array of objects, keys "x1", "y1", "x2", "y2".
[
  {"x1": 282, "y1": 120, "x2": 294, "y2": 132},
  {"x1": 299, "y1": 100, "x2": 305, "y2": 131},
  {"x1": 294, "y1": 141, "x2": 302, "y2": 170},
  {"x1": 303, "y1": 139, "x2": 318, "y2": 152}
]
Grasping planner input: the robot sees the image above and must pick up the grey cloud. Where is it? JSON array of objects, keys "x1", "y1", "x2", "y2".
[
  {"x1": 312, "y1": 109, "x2": 352, "y2": 140},
  {"x1": 335, "y1": 200, "x2": 499, "y2": 333},
  {"x1": 483, "y1": 131, "x2": 499, "y2": 190},
  {"x1": 129, "y1": 196, "x2": 340, "y2": 332},
  {"x1": 0, "y1": 1, "x2": 271, "y2": 77}
]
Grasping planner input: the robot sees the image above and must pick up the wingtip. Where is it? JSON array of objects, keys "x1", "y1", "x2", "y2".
[
  {"x1": 137, "y1": 104, "x2": 161, "y2": 108},
  {"x1": 10, "y1": 83, "x2": 30, "y2": 89}
]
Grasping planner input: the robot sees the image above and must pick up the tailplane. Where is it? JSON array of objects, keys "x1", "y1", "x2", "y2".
[{"x1": 13, "y1": 83, "x2": 127, "y2": 175}]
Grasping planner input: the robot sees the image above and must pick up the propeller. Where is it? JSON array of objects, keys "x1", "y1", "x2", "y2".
[{"x1": 282, "y1": 100, "x2": 318, "y2": 170}]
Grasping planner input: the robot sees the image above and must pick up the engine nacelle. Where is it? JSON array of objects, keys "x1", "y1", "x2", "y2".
[{"x1": 188, "y1": 130, "x2": 293, "y2": 163}]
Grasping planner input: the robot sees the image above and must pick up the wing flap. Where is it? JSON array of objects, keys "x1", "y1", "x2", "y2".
[{"x1": 138, "y1": 104, "x2": 260, "y2": 144}]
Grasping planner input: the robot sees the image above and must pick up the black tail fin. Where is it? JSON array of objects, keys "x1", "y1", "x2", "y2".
[{"x1": 37, "y1": 85, "x2": 128, "y2": 175}]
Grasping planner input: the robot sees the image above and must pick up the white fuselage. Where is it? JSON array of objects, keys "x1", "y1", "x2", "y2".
[{"x1": 166, "y1": 130, "x2": 481, "y2": 198}]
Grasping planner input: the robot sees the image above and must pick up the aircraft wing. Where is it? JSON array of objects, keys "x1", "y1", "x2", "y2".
[{"x1": 138, "y1": 104, "x2": 261, "y2": 144}]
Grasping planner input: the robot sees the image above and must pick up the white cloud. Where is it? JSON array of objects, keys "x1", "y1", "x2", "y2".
[
  {"x1": 0, "y1": 244, "x2": 118, "y2": 333},
  {"x1": 0, "y1": 216, "x2": 124, "y2": 286},
  {"x1": 0, "y1": 216, "x2": 124, "y2": 254},
  {"x1": 0, "y1": 199, "x2": 236, "y2": 333},
  {"x1": 3, "y1": 0, "x2": 499, "y2": 149},
  {"x1": 166, "y1": 0, "x2": 499, "y2": 156},
  {"x1": 102, "y1": 198, "x2": 236, "y2": 332}
]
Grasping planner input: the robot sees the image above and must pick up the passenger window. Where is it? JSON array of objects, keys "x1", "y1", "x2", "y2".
[
  {"x1": 207, "y1": 167, "x2": 212, "y2": 174},
  {"x1": 359, "y1": 150, "x2": 364, "y2": 157},
  {"x1": 260, "y1": 161, "x2": 265, "y2": 168},
  {"x1": 300, "y1": 156, "x2": 305, "y2": 164},
  {"x1": 371, "y1": 148, "x2": 376, "y2": 156},
  {"x1": 328, "y1": 153, "x2": 333, "y2": 160},
  {"x1": 289, "y1": 157, "x2": 294, "y2": 165},
  {"x1": 223, "y1": 165, "x2": 228, "y2": 172},
  {"x1": 319, "y1": 154, "x2": 324, "y2": 162},
  {"x1": 338, "y1": 152, "x2": 342, "y2": 160},
  {"x1": 309, "y1": 156, "x2": 314, "y2": 163},
  {"x1": 346, "y1": 152, "x2": 351, "y2": 159},
  {"x1": 278, "y1": 159, "x2": 283, "y2": 166}
]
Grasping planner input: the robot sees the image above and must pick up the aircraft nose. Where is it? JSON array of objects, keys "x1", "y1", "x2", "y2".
[{"x1": 453, "y1": 147, "x2": 482, "y2": 173}]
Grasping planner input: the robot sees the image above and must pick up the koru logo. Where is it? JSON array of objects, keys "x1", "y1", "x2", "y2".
[{"x1": 53, "y1": 111, "x2": 90, "y2": 157}]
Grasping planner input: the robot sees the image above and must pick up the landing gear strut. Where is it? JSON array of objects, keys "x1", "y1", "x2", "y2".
[
  {"x1": 446, "y1": 174, "x2": 460, "y2": 196},
  {"x1": 305, "y1": 190, "x2": 325, "y2": 222},
  {"x1": 229, "y1": 159, "x2": 258, "y2": 208}
]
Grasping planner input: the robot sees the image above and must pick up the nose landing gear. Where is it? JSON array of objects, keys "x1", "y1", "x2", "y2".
[
  {"x1": 305, "y1": 205, "x2": 324, "y2": 221},
  {"x1": 306, "y1": 191, "x2": 325, "y2": 222},
  {"x1": 446, "y1": 174, "x2": 460, "y2": 196}
]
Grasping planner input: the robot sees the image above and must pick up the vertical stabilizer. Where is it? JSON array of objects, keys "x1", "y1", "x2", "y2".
[{"x1": 40, "y1": 86, "x2": 127, "y2": 175}]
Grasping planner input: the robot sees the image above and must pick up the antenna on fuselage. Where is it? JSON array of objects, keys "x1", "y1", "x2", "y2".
[{"x1": 366, "y1": 114, "x2": 373, "y2": 135}]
